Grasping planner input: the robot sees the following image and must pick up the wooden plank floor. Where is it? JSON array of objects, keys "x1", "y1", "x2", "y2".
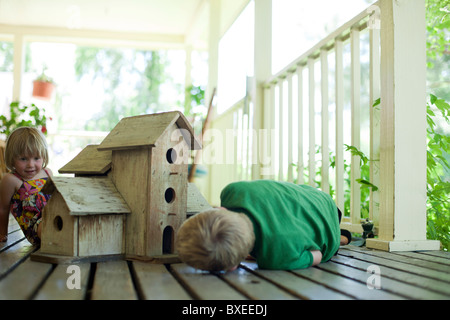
[{"x1": 1, "y1": 216, "x2": 449, "y2": 300}]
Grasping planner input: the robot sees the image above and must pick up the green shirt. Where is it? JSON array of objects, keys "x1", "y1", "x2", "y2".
[{"x1": 220, "y1": 180, "x2": 340, "y2": 270}]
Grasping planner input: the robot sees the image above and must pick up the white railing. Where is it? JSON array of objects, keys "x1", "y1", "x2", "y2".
[
  {"x1": 207, "y1": 0, "x2": 438, "y2": 251},
  {"x1": 259, "y1": 3, "x2": 381, "y2": 233},
  {"x1": 205, "y1": 97, "x2": 253, "y2": 203},
  {"x1": 208, "y1": 3, "x2": 381, "y2": 232}
]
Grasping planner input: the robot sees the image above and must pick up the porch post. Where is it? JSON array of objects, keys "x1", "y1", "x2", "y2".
[
  {"x1": 252, "y1": 0, "x2": 272, "y2": 180},
  {"x1": 365, "y1": 0, "x2": 440, "y2": 251},
  {"x1": 206, "y1": 0, "x2": 220, "y2": 107},
  {"x1": 203, "y1": 0, "x2": 221, "y2": 203},
  {"x1": 12, "y1": 34, "x2": 25, "y2": 102}
]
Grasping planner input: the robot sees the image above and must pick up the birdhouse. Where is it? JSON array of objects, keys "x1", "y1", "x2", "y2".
[
  {"x1": 97, "y1": 111, "x2": 201, "y2": 260},
  {"x1": 38, "y1": 177, "x2": 130, "y2": 260},
  {"x1": 32, "y1": 111, "x2": 204, "y2": 264}
]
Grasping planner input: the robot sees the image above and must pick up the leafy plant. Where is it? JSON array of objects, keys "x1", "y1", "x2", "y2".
[
  {"x1": 35, "y1": 68, "x2": 54, "y2": 83},
  {"x1": 426, "y1": 94, "x2": 450, "y2": 251},
  {"x1": 293, "y1": 143, "x2": 377, "y2": 220},
  {"x1": 0, "y1": 101, "x2": 48, "y2": 137},
  {"x1": 184, "y1": 84, "x2": 207, "y2": 136},
  {"x1": 426, "y1": 0, "x2": 450, "y2": 65}
]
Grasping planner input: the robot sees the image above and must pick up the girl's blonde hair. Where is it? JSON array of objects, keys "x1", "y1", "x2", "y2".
[
  {"x1": 5, "y1": 127, "x2": 49, "y2": 171},
  {"x1": 175, "y1": 208, "x2": 255, "y2": 271}
]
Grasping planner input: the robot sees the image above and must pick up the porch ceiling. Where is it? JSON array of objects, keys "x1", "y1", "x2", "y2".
[{"x1": 0, "y1": 0, "x2": 212, "y2": 49}]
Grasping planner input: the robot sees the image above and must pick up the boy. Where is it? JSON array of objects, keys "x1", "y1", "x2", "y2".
[{"x1": 175, "y1": 180, "x2": 351, "y2": 271}]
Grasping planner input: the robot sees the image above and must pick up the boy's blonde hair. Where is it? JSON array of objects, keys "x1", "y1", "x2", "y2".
[
  {"x1": 5, "y1": 127, "x2": 49, "y2": 171},
  {"x1": 175, "y1": 208, "x2": 255, "y2": 271}
]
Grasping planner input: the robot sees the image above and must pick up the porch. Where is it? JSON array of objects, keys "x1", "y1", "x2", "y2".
[
  {"x1": 1, "y1": 217, "x2": 449, "y2": 300},
  {"x1": 0, "y1": 0, "x2": 447, "y2": 302},
  {"x1": 1, "y1": 0, "x2": 445, "y2": 252}
]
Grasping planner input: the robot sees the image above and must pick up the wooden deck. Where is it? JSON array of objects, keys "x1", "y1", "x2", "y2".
[{"x1": 1, "y1": 216, "x2": 449, "y2": 301}]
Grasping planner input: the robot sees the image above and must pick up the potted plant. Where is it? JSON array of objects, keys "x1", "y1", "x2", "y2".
[
  {"x1": 32, "y1": 68, "x2": 55, "y2": 100},
  {"x1": 0, "y1": 101, "x2": 48, "y2": 137}
]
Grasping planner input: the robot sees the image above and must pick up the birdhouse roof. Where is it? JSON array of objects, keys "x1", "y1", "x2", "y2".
[
  {"x1": 58, "y1": 145, "x2": 111, "y2": 175},
  {"x1": 97, "y1": 111, "x2": 201, "y2": 151},
  {"x1": 42, "y1": 177, "x2": 131, "y2": 216}
]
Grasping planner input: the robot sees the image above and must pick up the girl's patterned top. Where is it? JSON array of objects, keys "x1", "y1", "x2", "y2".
[{"x1": 10, "y1": 169, "x2": 51, "y2": 245}]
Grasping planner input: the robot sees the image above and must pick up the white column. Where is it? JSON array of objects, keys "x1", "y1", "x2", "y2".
[
  {"x1": 12, "y1": 34, "x2": 25, "y2": 102},
  {"x1": 252, "y1": 0, "x2": 272, "y2": 180},
  {"x1": 207, "y1": 0, "x2": 220, "y2": 108},
  {"x1": 366, "y1": 0, "x2": 440, "y2": 251},
  {"x1": 204, "y1": 0, "x2": 221, "y2": 204}
]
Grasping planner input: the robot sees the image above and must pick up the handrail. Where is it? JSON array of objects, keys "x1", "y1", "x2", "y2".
[{"x1": 265, "y1": 1, "x2": 378, "y2": 87}]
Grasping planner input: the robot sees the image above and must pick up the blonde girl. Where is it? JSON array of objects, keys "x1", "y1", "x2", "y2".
[{"x1": 0, "y1": 127, "x2": 53, "y2": 244}]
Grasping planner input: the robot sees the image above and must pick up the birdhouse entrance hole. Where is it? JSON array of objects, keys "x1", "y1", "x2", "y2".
[
  {"x1": 162, "y1": 226, "x2": 174, "y2": 254},
  {"x1": 54, "y1": 216, "x2": 63, "y2": 231},
  {"x1": 165, "y1": 188, "x2": 176, "y2": 203},
  {"x1": 166, "y1": 148, "x2": 177, "y2": 164}
]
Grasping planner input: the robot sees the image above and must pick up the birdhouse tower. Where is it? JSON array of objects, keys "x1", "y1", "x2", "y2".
[{"x1": 97, "y1": 111, "x2": 201, "y2": 260}]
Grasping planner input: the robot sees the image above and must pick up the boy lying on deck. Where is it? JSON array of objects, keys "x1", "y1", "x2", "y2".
[{"x1": 175, "y1": 180, "x2": 351, "y2": 271}]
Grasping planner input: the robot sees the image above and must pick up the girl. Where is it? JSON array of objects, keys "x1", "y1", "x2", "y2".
[{"x1": 0, "y1": 127, "x2": 53, "y2": 245}]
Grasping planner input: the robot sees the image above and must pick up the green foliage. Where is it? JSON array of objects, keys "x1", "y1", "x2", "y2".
[
  {"x1": 35, "y1": 67, "x2": 54, "y2": 83},
  {"x1": 294, "y1": 143, "x2": 376, "y2": 220},
  {"x1": 0, "y1": 42, "x2": 14, "y2": 72},
  {"x1": 426, "y1": 94, "x2": 450, "y2": 251},
  {"x1": 73, "y1": 47, "x2": 170, "y2": 131},
  {"x1": 0, "y1": 102, "x2": 48, "y2": 137},
  {"x1": 293, "y1": 93, "x2": 450, "y2": 251},
  {"x1": 184, "y1": 84, "x2": 207, "y2": 136},
  {"x1": 426, "y1": 0, "x2": 450, "y2": 63}
]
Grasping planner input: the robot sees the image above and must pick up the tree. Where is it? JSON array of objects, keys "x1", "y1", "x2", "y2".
[
  {"x1": 426, "y1": 0, "x2": 449, "y2": 250},
  {"x1": 74, "y1": 47, "x2": 170, "y2": 131}
]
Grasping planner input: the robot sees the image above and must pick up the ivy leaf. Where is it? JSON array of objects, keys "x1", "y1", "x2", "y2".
[
  {"x1": 372, "y1": 98, "x2": 380, "y2": 107},
  {"x1": 356, "y1": 179, "x2": 378, "y2": 191},
  {"x1": 430, "y1": 94, "x2": 437, "y2": 104},
  {"x1": 344, "y1": 144, "x2": 369, "y2": 165}
]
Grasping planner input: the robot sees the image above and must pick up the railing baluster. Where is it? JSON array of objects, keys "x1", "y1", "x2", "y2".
[
  {"x1": 232, "y1": 110, "x2": 238, "y2": 182},
  {"x1": 278, "y1": 80, "x2": 284, "y2": 181},
  {"x1": 287, "y1": 74, "x2": 294, "y2": 183},
  {"x1": 350, "y1": 27, "x2": 361, "y2": 225},
  {"x1": 308, "y1": 58, "x2": 315, "y2": 187},
  {"x1": 270, "y1": 84, "x2": 276, "y2": 179},
  {"x1": 369, "y1": 22, "x2": 381, "y2": 227},
  {"x1": 262, "y1": 83, "x2": 272, "y2": 178},
  {"x1": 237, "y1": 107, "x2": 243, "y2": 180},
  {"x1": 297, "y1": 66, "x2": 304, "y2": 185},
  {"x1": 320, "y1": 49, "x2": 330, "y2": 194},
  {"x1": 335, "y1": 39, "x2": 345, "y2": 213}
]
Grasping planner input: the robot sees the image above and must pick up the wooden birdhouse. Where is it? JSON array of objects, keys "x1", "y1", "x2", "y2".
[
  {"x1": 97, "y1": 111, "x2": 201, "y2": 260},
  {"x1": 31, "y1": 111, "x2": 204, "y2": 264},
  {"x1": 37, "y1": 177, "x2": 130, "y2": 261}
]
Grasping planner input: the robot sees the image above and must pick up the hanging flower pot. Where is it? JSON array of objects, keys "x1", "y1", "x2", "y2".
[
  {"x1": 32, "y1": 69, "x2": 55, "y2": 100},
  {"x1": 32, "y1": 80, "x2": 55, "y2": 100}
]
